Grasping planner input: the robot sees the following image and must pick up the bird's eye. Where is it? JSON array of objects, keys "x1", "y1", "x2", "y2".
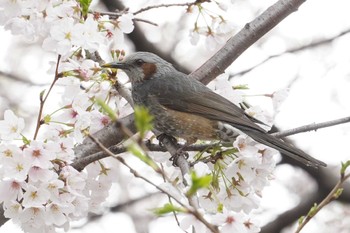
[{"x1": 134, "y1": 59, "x2": 144, "y2": 66}]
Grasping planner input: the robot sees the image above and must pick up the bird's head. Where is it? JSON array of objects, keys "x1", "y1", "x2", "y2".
[{"x1": 102, "y1": 52, "x2": 175, "y2": 84}]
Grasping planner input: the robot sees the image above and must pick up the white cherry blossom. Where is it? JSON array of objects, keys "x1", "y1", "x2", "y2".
[{"x1": 0, "y1": 110, "x2": 25, "y2": 140}]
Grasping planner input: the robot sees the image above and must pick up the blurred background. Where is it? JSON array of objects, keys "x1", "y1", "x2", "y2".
[{"x1": 0, "y1": 0, "x2": 350, "y2": 232}]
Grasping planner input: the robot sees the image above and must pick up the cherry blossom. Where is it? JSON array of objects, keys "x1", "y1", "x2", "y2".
[
  {"x1": 0, "y1": 179, "x2": 26, "y2": 203},
  {"x1": 180, "y1": 210, "x2": 210, "y2": 233},
  {"x1": 210, "y1": 208, "x2": 260, "y2": 233},
  {"x1": 0, "y1": 110, "x2": 25, "y2": 140},
  {"x1": 22, "y1": 185, "x2": 51, "y2": 208},
  {"x1": 42, "y1": 17, "x2": 77, "y2": 55},
  {"x1": 23, "y1": 141, "x2": 56, "y2": 169}
]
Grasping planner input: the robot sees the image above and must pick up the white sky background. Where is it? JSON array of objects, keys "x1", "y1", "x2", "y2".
[{"x1": 1, "y1": 0, "x2": 350, "y2": 232}]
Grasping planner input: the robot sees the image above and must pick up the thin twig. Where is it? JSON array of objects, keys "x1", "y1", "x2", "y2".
[
  {"x1": 93, "y1": 10, "x2": 122, "y2": 18},
  {"x1": 229, "y1": 28, "x2": 350, "y2": 78},
  {"x1": 0, "y1": 70, "x2": 48, "y2": 86},
  {"x1": 160, "y1": 163, "x2": 181, "y2": 227},
  {"x1": 134, "y1": 18, "x2": 158, "y2": 26},
  {"x1": 33, "y1": 55, "x2": 61, "y2": 140},
  {"x1": 295, "y1": 169, "x2": 350, "y2": 233},
  {"x1": 133, "y1": 2, "x2": 197, "y2": 15},
  {"x1": 92, "y1": 11, "x2": 158, "y2": 26},
  {"x1": 272, "y1": 116, "x2": 350, "y2": 138}
]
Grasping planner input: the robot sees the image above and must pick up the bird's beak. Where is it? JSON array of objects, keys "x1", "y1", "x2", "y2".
[{"x1": 101, "y1": 62, "x2": 130, "y2": 70}]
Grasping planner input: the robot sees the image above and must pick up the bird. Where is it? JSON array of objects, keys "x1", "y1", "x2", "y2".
[{"x1": 102, "y1": 52, "x2": 326, "y2": 167}]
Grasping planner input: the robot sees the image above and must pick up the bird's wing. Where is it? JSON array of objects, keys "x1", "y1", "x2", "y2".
[
  {"x1": 150, "y1": 74, "x2": 266, "y2": 133},
  {"x1": 147, "y1": 74, "x2": 327, "y2": 167}
]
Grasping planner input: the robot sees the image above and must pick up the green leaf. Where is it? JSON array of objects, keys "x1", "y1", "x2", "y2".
[
  {"x1": 127, "y1": 143, "x2": 160, "y2": 171},
  {"x1": 211, "y1": 170, "x2": 220, "y2": 191},
  {"x1": 95, "y1": 98, "x2": 117, "y2": 121},
  {"x1": 153, "y1": 203, "x2": 185, "y2": 216},
  {"x1": 340, "y1": 160, "x2": 350, "y2": 176},
  {"x1": 39, "y1": 89, "x2": 46, "y2": 101},
  {"x1": 222, "y1": 147, "x2": 239, "y2": 155},
  {"x1": 22, "y1": 135, "x2": 31, "y2": 145},
  {"x1": 43, "y1": 114, "x2": 51, "y2": 124},
  {"x1": 334, "y1": 188, "x2": 343, "y2": 199},
  {"x1": 233, "y1": 84, "x2": 249, "y2": 90},
  {"x1": 187, "y1": 171, "x2": 212, "y2": 196},
  {"x1": 217, "y1": 203, "x2": 223, "y2": 213},
  {"x1": 134, "y1": 105, "x2": 154, "y2": 139},
  {"x1": 307, "y1": 203, "x2": 318, "y2": 217},
  {"x1": 78, "y1": 0, "x2": 92, "y2": 17},
  {"x1": 298, "y1": 215, "x2": 305, "y2": 225}
]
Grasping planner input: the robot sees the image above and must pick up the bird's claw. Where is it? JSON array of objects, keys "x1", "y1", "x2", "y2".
[
  {"x1": 169, "y1": 147, "x2": 189, "y2": 166},
  {"x1": 156, "y1": 134, "x2": 189, "y2": 166},
  {"x1": 157, "y1": 133, "x2": 177, "y2": 147}
]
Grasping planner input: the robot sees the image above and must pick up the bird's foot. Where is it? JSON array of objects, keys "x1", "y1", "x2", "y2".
[
  {"x1": 156, "y1": 133, "x2": 177, "y2": 147},
  {"x1": 156, "y1": 134, "x2": 189, "y2": 166},
  {"x1": 170, "y1": 145, "x2": 189, "y2": 166}
]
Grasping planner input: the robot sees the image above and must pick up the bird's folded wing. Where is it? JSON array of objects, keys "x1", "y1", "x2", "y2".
[{"x1": 152, "y1": 80, "x2": 266, "y2": 133}]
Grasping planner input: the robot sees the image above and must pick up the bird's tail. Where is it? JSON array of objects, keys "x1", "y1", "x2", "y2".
[{"x1": 245, "y1": 130, "x2": 326, "y2": 167}]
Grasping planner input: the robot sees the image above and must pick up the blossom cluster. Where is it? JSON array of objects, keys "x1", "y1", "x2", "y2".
[
  {"x1": 187, "y1": 1, "x2": 235, "y2": 50},
  {"x1": 0, "y1": 109, "x2": 115, "y2": 233},
  {"x1": 0, "y1": 0, "x2": 134, "y2": 57},
  {"x1": 0, "y1": 49, "x2": 131, "y2": 232}
]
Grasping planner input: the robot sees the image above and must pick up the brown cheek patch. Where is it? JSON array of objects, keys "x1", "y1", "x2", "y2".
[{"x1": 142, "y1": 63, "x2": 157, "y2": 80}]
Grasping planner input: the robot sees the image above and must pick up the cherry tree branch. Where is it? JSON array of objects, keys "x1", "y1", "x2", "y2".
[
  {"x1": 0, "y1": 70, "x2": 48, "y2": 86},
  {"x1": 133, "y1": 1, "x2": 200, "y2": 15},
  {"x1": 295, "y1": 164, "x2": 350, "y2": 233},
  {"x1": 92, "y1": 11, "x2": 159, "y2": 26},
  {"x1": 260, "y1": 188, "x2": 321, "y2": 233},
  {"x1": 133, "y1": 18, "x2": 158, "y2": 26},
  {"x1": 272, "y1": 116, "x2": 350, "y2": 138},
  {"x1": 33, "y1": 55, "x2": 61, "y2": 140}
]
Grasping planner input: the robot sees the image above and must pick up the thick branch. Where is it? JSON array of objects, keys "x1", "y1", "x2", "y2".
[{"x1": 74, "y1": 114, "x2": 136, "y2": 159}]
